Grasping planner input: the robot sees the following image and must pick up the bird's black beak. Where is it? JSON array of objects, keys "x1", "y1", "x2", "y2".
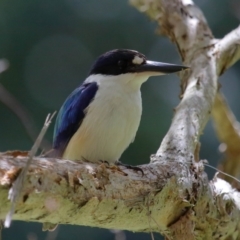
[{"x1": 136, "y1": 60, "x2": 189, "y2": 74}]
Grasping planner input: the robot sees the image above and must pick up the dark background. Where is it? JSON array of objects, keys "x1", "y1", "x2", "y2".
[{"x1": 1, "y1": 0, "x2": 240, "y2": 239}]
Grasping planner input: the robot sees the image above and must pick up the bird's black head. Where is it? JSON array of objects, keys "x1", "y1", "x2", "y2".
[
  {"x1": 89, "y1": 49, "x2": 188, "y2": 76},
  {"x1": 89, "y1": 49, "x2": 147, "y2": 76}
]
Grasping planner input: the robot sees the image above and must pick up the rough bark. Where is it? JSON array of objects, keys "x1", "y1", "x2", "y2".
[
  {"x1": 1, "y1": 153, "x2": 240, "y2": 239},
  {"x1": 1, "y1": 0, "x2": 240, "y2": 239}
]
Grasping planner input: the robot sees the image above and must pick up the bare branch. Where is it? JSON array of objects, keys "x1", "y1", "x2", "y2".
[
  {"x1": 212, "y1": 93, "x2": 240, "y2": 182},
  {"x1": 216, "y1": 25, "x2": 240, "y2": 75},
  {"x1": 0, "y1": 156, "x2": 240, "y2": 238}
]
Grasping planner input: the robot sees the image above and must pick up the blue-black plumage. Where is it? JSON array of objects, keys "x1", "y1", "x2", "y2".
[{"x1": 53, "y1": 82, "x2": 98, "y2": 156}]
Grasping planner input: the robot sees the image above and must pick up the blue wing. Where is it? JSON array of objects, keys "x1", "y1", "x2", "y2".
[{"x1": 53, "y1": 82, "x2": 98, "y2": 156}]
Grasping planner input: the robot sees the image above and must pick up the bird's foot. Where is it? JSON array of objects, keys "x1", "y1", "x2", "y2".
[
  {"x1": 98, "y1": 159, "x2": 110, "y2": 165},
  {"x1": 116, "y1": 161, "x2": 144, "y2": 176}
]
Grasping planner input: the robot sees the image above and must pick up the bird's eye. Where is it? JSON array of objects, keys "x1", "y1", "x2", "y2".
[{"x1": 118, "y1": 60, "x2": 126, "y2": 69}]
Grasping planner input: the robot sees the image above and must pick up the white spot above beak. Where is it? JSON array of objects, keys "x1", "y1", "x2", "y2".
[{"x1": 132, "y1": 55, "x2": 144, "y2": 65}]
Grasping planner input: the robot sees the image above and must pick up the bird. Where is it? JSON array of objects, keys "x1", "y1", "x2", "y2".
[{"x1": 52, "y1": 49, "x2": 188, "y2": 163}]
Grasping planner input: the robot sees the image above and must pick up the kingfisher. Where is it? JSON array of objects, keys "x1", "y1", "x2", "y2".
[{"x1": 52, "y1": 49, "x2": 188, "y2": 163}]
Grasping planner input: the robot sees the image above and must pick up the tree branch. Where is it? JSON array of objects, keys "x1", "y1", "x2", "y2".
[
  {"x1": 0, "y1": 155, "x2": 240, "y2": 239},
  {"x1": 212, "y1": 93, "x2": 240, "y2": 183},
  {"x1": 0, "y1": 155, "x2": 189, "y2": 231},
  {"x1": 216, "y1": 25, "x2": 240, "y2": 75}
]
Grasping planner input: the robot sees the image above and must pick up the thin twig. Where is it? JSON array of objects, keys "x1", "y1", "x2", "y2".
[
  {"x1": 0, "y1": 83, "x2": 51, "y2": 150},
  {"x1": 4, "y1": 112, "x2": 56, "y2": 227}
]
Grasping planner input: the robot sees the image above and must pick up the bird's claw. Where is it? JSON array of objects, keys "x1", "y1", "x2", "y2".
[
  {"x1": 98, "y1": 159, "x2": 110, "y2": 165},
  {"x1": 116, "y1": 161, "x2": 144, "y2": 176}
]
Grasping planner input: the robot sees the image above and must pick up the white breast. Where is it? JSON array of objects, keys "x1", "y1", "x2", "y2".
[{"x1": 63, "y1": 74, "x2": 144, "y2": 162}]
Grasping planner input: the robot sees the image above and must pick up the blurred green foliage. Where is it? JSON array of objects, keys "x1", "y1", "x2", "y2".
[{"x1": 1, "y1": 0, "x2": 240, "y2": 239}]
